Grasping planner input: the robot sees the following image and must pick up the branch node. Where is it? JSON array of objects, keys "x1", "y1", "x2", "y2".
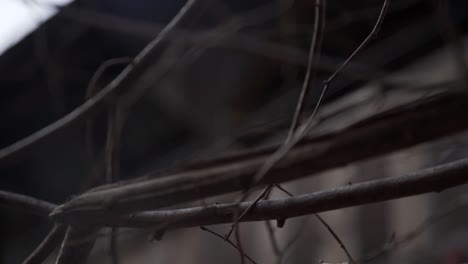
[
  {"x1": 151, "y1": 229, "x2": 166, "y2": 241},
  {"x1": 277, "y1": 218, "x2": 286, "y2": 228}
]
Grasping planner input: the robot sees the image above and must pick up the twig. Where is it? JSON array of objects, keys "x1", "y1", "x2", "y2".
[
  {"x1": 324, "y1": 0, "x2": 389, "y2": 85},
  {"x1": 55, "y1": 225, "x2": 99, "y2": 264},
  {"x1": 85, "y1": 57, "x2": 132, "y2": 159},
  {"x1": 226, "y1": 185, "x2": 273, "y2": 238},
  {"x1": 249, "y1": 0, "x2": 389, "y2": 189},
  {"x1": 265, "y1": 220, "x2": 282, "y2": 256},
  {"x1": 84, "y1": 58, "x2": 130, "y2": 264},
  {"x1": 21, "y1": 224, "x2": 67, "y2": 264},
  {"x1": 200, "y1": 227, "x2": 257, "y2": 264},
  {"x1": 0, "y1": 0, "x2": 198, "y2": 164},
  {"x1": 274, "y1": 184, "x2": 294, "y2": 197},
  {"x1": 287, "y1": 0, "x2": 324, "y2": 139},
  {"x1": 234, "y1": 221, "x2": 246, "y2": 264},
  {"x1": 274, "y1": 184, "x2": 356, "y2": 264},
  {"x1": 314, "y1": 214, "x2": 356, "y2": 264},
  {"x1": 105, "y1": 105, "x2": 123, "y2": 264},
  {"x1": 69, "y1": 156, "x2": 468, "y2": 228},
  {"x1": 51, "y1": 2, "x2": 198, "y2": 264},
  {"x1": 0, "y1": 190, "x2": 56, "y2": 216},
  {"x1": 104, "y1": 106, "x2": 123, "y2": 186},
  {"x1": 228, "y1": 0, "x2": 389, "y2": 239},
  {"x1": 59, "y1": 5, "x2": 388, "y2": 81},
  {"x1": 279, "y1": 217, "x2": 310, "y2": 264},
  {"x1": 226, "y1": 0, "x2": 325, "y2": 239}
]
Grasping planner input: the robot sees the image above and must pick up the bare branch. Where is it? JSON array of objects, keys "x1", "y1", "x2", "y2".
[
  {"x1": 51, "y1": 88, "x2": 468, "y2": 221},
  {"x1": 85, "y1": 57, "x2": 132, "y2": 160},
  {"x1": 200, "y1": 227, "x2": 257, "y2": 264},
  {"x1": 0, "y1": 0, "x2": 198, "y2": 164},
  {"x1": 105, "y1": 101, "x2": 124, "y2": 264},
  {"x1": 60, "y1": 156, "x2": 468, "y2": 227},
  {"x1": 288, "y1": 0, "x2": 324, "y2": 139},
  {"x1": 274, "y1": 185, "x2": 354, "y2": 264},
  {"x1": 226, "y1": 0, "x2": 326, "y2": 238},
  {"x1": 314, "y1": 214, "x2": 356, "y2": 264},
  {"x1": 49, "y1": 2, "x2": 198, "y2": 264},
  {"x1": 234, "y1": 222, "x2": 246, "y2": 264},
  {"x1": 55, "y1": 226, "x2": 99, "y2": 264},
  {"x1": 247, "y1": 0, "x2": 390, "y2": 190},
  {"x1": 279, "y1": 217, "x2": 309, "y2": 264},
  {"x1": 21, "y1": 224, "x2": 67, "y2": 264},
  {"x1": 0, "y1": 190, "x2": 56, "y2": 216},
  {"x1": 324, "y1": 0, "x2": 389, "y2": 84}
]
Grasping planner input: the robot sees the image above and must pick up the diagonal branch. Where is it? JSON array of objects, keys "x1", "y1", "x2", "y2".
[
  {"x1": 50, "y1": 2, "x2": 199, "y2": 264},
  {"x1": 22, "y1": 224, "x2": 67, "y2": 264},
  {"x1": 0, "y1": 190, "x2": 56, "y2": 216},
  {"x1": 55, "y1": 225, "x2": 99, "y2": 264},
  {"x1": 0, "y1": 0, "x2": 198, "y2": 164}
]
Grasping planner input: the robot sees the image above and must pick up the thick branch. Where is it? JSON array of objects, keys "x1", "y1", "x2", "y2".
[
  {"x1": 51, "y1": 88, "x2": 468, "y2": 222},
  {"x1": 60, "y1": 157, "x2": 468, "y2": 227},
  {"x1": 125, "y1": 158, "x2": 467, "y2": 227},
  {"x1": 0, "y1": 190, "x2": 56, "y2": 216}
]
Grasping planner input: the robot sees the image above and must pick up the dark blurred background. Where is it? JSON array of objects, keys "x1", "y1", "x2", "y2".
[{"x1": 1, "y1": 0, "x2": 468, "y2": 263}]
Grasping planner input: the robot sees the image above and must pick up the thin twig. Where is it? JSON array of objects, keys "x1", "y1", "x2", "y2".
[
  {"x1": 51, "y1": 2, "x2": 198, "y2": 264},
  {"x1": 265, "y1": 221, "x2": 282, "y2": 256},
  {"x1": 274, "y1": 184, "x2": 294, "y2": 197},
  {"x1": 104, "y1": 106, "x2": 123, "y2": 185},
  {"x1": 314, "y1": 214, "x2": 356, "y2": 264},
  {"x1": 234, "y1": 221, "x2": 246, "y2": 264},
  {"x1": 84, "y1": 59, "x2": 131, "y2": 264},
  {"x1": 363, "y1": 195, "x2": 468, "y2": 262},
  {"x1": 226, "y1": 0, "x2": 389, "y2": 239},
  {"x1": 85, "y1": 57, "x2": 132, "y2": 159},
  {"x1": 85, "y1": 58, "x2": 134, "y2": 100},
  {"x1": 226, "y1": 185, "x2": 273, "y2": 238},
  {"x1": 55, "y1": 225, "x2": 99, "y2": 264},
  {"x1": 200, "y1": 227, "x2": 257, "y2": 264},
  {"x1": 279, "y1": 217, "x2": 310, "y2": 264},
  {"x1": 287, "y1": 0, "x2": 324, "y2": 140},
  {"x1": 230, "y1": 0, "x2": 389, "y2": 240},
  {"x1": 21, "y1": 224, "x2": 67, "y2": 264},
  {"x1": 105, "y1": 106, "x2": 123, "y2": 264},
  {"x1": 226, "y1": 0, "x2": 325, "y2": 240},
  {"x1": 324, "y1": 0, "x2": 389, "y2": 84},
  {"x1": 254, "y1": 0, "x2": 390, "y2": 188},
  {"x1": 275, "y1": 184, "x2": 356, "y2": 264},
  {"x1": 254, "y1": 0, "x2": 389, "y2": 188}
]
